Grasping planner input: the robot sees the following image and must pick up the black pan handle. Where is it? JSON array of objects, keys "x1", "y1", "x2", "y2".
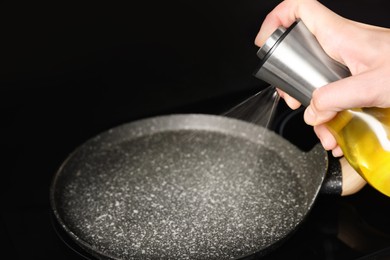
[
  {"x1": 320, "y1": 153, "x2": 342, "y2": 195},
  {"x1": 321, "y1": 154, "x2": 367, "y2": 196}
]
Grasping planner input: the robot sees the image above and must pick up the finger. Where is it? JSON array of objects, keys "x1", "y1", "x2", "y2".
[
  {"x1": 313, "y1": 122, "x2": 344, "y2": 157},
  {"x1": 311, "y1": 69, "x2": 390, "y2": 113},
  {"x1": 304, "y1": 68, "x2": 389, "y2": 125},
  {"x1": 313, "y1": 124, "x2": 338, "y2": 151},
  {"x1": 276, "y1": 89, "x2": 302, "y2": 109},
  {"x1": 332, "y1": 146, "x2": 344, "y2": 157},
  {"x1": 254, "y1": 0, "x2": 344, "y2": 51},
  {"x1": 283, "y1": 93, "x2": 302, "y2": 110},
  {"x1": 254, "y1": 0, "x2": 303, "y2": 46},
  {"x1": 304, "y1": 103, "x2": 337, "y2": 126}
]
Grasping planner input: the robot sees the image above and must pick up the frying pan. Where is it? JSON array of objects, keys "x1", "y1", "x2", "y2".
[{"x1": 50, "y1": 113, "x2": 353, "y2": 260}]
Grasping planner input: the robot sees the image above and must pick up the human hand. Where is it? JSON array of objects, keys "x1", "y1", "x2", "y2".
[{"x1": 255, "y1": 0, "x2": 390, "y2": 157}]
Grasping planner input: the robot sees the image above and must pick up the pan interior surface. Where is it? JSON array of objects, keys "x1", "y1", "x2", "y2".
[{"x1": 51, "y1": 114, "x2": 324, "y2": 260}]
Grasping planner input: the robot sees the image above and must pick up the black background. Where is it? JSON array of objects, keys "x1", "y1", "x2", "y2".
[{"x1": 1, "y1": 0, "x2": 390, "y2": 259}]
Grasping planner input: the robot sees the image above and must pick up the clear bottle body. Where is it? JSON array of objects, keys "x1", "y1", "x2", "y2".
[{"x1": 326, "y1": 107, "x2": 390, "y2": 197}]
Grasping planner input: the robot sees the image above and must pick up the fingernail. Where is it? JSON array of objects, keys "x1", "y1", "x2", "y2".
[{"x1": 304, "y1": 106, "x2": 316, "y2": 125}]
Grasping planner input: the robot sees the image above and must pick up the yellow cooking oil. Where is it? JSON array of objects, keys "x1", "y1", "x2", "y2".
[{"x1": 326, "y1": 107, "x2": 390, "y2": 197}]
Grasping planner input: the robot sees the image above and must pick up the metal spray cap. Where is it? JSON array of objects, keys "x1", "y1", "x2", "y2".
[{"x1": 254, "y1": 20, "x2": 351, "y2": 107}]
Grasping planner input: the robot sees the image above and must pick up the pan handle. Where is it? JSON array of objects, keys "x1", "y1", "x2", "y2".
[{"x1": 321, "y1": 155, "x2": 367, "y2": 196}]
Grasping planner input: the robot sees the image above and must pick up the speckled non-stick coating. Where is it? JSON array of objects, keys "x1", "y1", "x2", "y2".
[{"x1": 50, "y1": 114, "x2": 327, "y2": 260}]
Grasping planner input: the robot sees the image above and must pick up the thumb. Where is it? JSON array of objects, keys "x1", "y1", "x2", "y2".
[{"x1": 255, "y1": 0, "x2": 343, "y2": 48}]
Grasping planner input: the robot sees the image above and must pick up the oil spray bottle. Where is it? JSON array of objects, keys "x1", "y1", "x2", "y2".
[{"x1": 254, "y1": 20, "x2": 390, "y2": 197}]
